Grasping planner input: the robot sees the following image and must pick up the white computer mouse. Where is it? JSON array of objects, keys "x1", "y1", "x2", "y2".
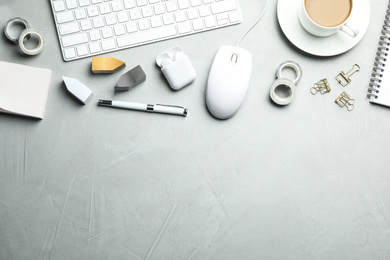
[{"x1": 206, "y1": 45, "x2": 253, "y2": 119}]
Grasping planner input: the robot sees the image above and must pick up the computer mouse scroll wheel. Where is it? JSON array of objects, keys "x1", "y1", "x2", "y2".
[{"x1": 230, "y1": 53, "x2": 240, "y2": 64}]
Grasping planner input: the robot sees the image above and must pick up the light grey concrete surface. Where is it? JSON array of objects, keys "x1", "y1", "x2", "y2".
[{"x1": 1, "y1": 0, "x2": 390, "y2": 259}]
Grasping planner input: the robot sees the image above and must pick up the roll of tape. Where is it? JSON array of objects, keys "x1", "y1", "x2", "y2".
[
  {"x1": 269, "y1": 78, "x2": 296, "y2": 106},
  {"x1": 18, "y1": 28, "x2": 44, "y2": 55},
  {"x1": 276, "y1": 60, "x2": 302, "y2": 85},
  {"x1": 4, "y1": 17, "x2": 30, "y2": 44}
]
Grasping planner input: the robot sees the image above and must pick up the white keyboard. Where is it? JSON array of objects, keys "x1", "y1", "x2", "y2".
[{"x1": 50, "y1": 0, "x2": 242, "y2": 61}]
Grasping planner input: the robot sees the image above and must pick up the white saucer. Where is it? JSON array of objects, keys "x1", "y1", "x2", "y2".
[{"x1": 277, "y1": 0, "x2": 370, "y2": 56}]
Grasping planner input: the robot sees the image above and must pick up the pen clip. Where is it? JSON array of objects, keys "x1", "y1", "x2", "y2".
[
  {"x1": 156, "y1": 104, "x2": 188, "y2": 116},
  {"x1": 156, "y1": 104, "x2": 185, "y2": 109}
]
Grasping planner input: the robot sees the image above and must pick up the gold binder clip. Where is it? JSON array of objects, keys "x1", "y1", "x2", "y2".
[
  {"x1": 310, "y1": 78, "x2": 331, "y2": 95},
  {"x1": 336, "y1": 64, "x2": 360, "y2": 87},
  {"x1": 335, "y1": 91, "x2": 355, "y2": 111}
]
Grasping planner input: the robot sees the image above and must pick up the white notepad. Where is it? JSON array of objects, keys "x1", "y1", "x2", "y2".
[
  {"x1": 368, "y1": 5, "x2": 390, "y2": 107},
  {"x1": 0, "y1": 61, "x2": 52, "y2": 119}
]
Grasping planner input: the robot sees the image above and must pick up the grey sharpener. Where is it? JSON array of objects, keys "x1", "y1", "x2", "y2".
[{"x1": 115, "y1": 65, "x2": 146, "y2": 91}]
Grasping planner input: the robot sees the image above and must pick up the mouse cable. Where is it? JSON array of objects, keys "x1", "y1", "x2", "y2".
[{"x1": 235, "y1": 0, "x2": 269, "y2": 47}]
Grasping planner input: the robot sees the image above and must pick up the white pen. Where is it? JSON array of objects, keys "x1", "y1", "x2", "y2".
[{"x1": 98, "y1": 99, "x2": 188, "y2": 117}]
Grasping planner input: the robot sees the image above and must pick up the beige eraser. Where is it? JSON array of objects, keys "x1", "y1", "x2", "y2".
[{"x1": 92, "y1": 57, "x2": 126, "y2": 74}]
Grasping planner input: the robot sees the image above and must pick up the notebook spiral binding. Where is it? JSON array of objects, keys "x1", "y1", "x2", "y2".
[{"x1": 368, "y1": 4, "x2": 390, "y2": 99}]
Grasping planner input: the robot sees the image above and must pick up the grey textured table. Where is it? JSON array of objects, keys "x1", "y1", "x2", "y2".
[{"x1": 1, "y1": 0, "x2": 390, "y2": 259}]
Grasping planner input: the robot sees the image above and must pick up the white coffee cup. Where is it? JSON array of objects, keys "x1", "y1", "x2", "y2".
[{"x1": 298, "y1": 0, "x2": 359, "y2": 37}]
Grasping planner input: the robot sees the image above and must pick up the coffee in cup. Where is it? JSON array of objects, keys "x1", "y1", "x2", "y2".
[{"x1": 298, "y1": 0, "x2": 359, "y2": 37}]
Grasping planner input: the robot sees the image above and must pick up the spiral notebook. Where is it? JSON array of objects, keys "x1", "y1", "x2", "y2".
[{"x1": 368, "y1": 3, "x2": 390, "y2": 107}]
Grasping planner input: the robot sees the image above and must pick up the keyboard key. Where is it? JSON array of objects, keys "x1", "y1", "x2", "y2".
[
  {"x1": 117, "y1": 11, "x2": 130, "y2": 22},
  {"x1": 102, "y1": 27, "x2": 114, "y2": 38},
  {"x1": 77, "y1": 45, "x2": 89, "y2": 56},
  {"x1": 154, "y1": 4, "x2": 165, "y2": 15},
  {"x1": 64, "y1": 48, "x2": 76, "y2": 59},
  {"x1": 80, "y1": 19, "x2": 93, "y2": 30},
  {"x1": 89, "y1": 30, "x2": 101, "y2": 40},
  {"x1": 117, "y1": 25, "x2": 176, "y2": 47},
  {"x1": 177, "y1": 21, "x2": 191, "y2": 34},
  {"x1": 75, "y1": 8, "x2": 87, "y2": 19},
  {"x1": 190, "y1": 0, "x2": 201, "y2": 7},
  {"x1": 199, "y1": 6, "x2": 210, "y2": 17},
  {"x1": 163, "y1": 14, "x2": 174, "y2": 25},
  {"x1": 187, "y1": 8, "x2": 198, "y2": 19},
  {"x1": 126, "y1": 22, "x2": 138, "y2": 33},
  {"x1": 89, "y1": 42, "x2": 101, "y2": 53},
  {"x1": 178, "y1": 0, "x2": 190, "y2": 9},
  {"x1": 59, "y1": 22, "x2": 80, "y2": 35},
  {"x1": 105, "y1": 14, "x2": 117, "y2": 25},
  {"x1": 114, "y1": 24, "x2": 126, "y2": 35},
  {"x1": 204, "y1": 16, "x2": 216, "y2": 28},
  {"x1": 101, "y1": 39, "x2": 116, "y2": 50},
  {"x1": 174, "y1": 11, "x2": 186, "y2": 22},
  {"x1": 87, "y1": 5, "x2": 99, "y2": 16},
  {"x1": 62, "y1": 33, "x2": 89, "y2": 47},
  {"x1": 138, "y1": 20, "x2": 150, "y2": 30},
  {"x1": 129, "y1": 9, "x2": 141, "y2": 20},
  {"x1": 53, "y1": 1, "x2": 66, "y2": 12},
  {"x1": 150, "y1": 17, "x2": 162, "y2": 28},
  {"x1": 124, "y1": 0, "x2": 136, "y2": 9},
  {"x1": 216, "y1": 13, "x2": 227, "y2": 21},
  {"x1": 166, "y1": 1, "x2": 178, "y2": 12},
  {"x1": 141, "y1": 6, "x2": 153, "y2": 17},
  {"x1": 79, "y1": 0, "x2": 90, "y2": 7},
  {"x1": 66, "y1": 0, "x2": 78, "y2": 9},
  {"x1": 93, "y1": 17, "x2": 105, "y2": 28},
  {"x1": 136, "y1": 0, "x2": 148, "y2": 6},
  {"x1": 56, "y1": 11, "x2": 74, "y2": 23},
  {"x1": 217, "y1": 18, "x2": 228, "y2": 26},
  {"x1": 112, "y1": 1, "x2": 124, "y2": 11},
  {"x1": 192, "y1": 19, "x2": 204, "y2": 31},
  {"x1": 99, "y1": 3, "x2": 111, "y2": 14},
  {"x1": 211, "y1": 0, "x2": 237, "y2": 14}
]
